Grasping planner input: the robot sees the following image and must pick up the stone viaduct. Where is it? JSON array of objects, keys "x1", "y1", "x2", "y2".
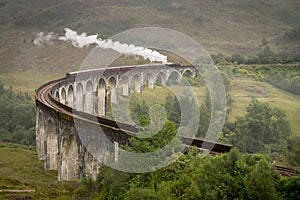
[{"x1": 36, "y1": 64, "x2": 222, "y2": 181}]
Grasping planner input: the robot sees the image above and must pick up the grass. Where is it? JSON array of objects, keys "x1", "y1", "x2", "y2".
[
  {"x1": 0, "y1": 142, "x2": 81, "y2": 199},
  {"x1": 128, "y1": 84, "x2": 205, "y2": 108}
]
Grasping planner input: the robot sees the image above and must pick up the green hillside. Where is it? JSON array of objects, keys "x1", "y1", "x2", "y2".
[{"x1": 229, "y1": 78, "x2": 300, "y2": 134}]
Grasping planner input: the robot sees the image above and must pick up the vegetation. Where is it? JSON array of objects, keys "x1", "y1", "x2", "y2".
[
  {"x1": 213, "y1": 47, "x2": 300, "y2": 65},
  {"x1": 0, "y1": 142, "x2": 82, "y2": 200},
  {"x1": 213, "y1": 64, "x2": 300, "y2": 97},
  {"x1": 130, "y1": 99, "x2": 149, "y2": 126},
  {"x1": 0, "y1": 83, "x2": 36, "y2": 145},
  {"x1": 287, "y1": 135, "x2": 300, "y2": 166},
  {"x1": 220, "y1": 64, "x2": 300, "y2": 134},
  {"x1": 77, "y1": 148, "x2": 300, "y2": 199},
  {"x1": 265, "y1": 69, "x2": 300, "y2": 96},
  {"x1": 228, "y1": 98, "x2": 292, "y2": 161},
  {"x1": 0, "y1": 66, "x2": 299, "y2": 199}
]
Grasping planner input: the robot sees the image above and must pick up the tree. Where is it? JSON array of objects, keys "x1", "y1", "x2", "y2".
[
  {"x1": 232, "y1": 98, "x2": 291, "y2": 153},
  {"x1": 0, "y1": 83, "x2": 36, "y2": 145},
  {"x1": 197, "y1": 89, "x2": 211, "y2": 138},
  {"x1": 88, "y1": 146, "x2": 296, "y2": 199},
  {"x1": 131, "y1": 99, "x2": 149, "y2": 123},
  {"x1": 128, "y1": 121, "x2": 179, "y2": 153},
  {"x1": 261, "y1": 37, "x2": 269, "y2": 46},
  {"x1": 231, "y1": 54, "x2": 244, "y2": 65},
  {"x1": 289, "y1": 76, "x2": 300, "y2": 95},
  {"x1": 277, "y1": 176, "x2": 300, "y2": 200},
  {"x1": 245, "y1": 158, "x2": 280, "y2": 200},
  {"x1": 164, "y1": 94, "x2": 181, "y2": 126},
  {"x1": 287, "y1": 136, "x2": 300, "y2": 166},
  {"x1": 257, "y1": 46, "x2": 279, "y2": 64},
  {"x1": 0, "y1": 83, "x2": 3, "y2": 96}
]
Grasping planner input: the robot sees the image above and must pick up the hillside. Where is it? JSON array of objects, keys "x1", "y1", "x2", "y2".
[
  {"x1": 229, "y1": 78, "x2": 300, "y2": 134},
  {"x1": 0, "y1": 0, "x2": 299, "y2": 93},
  {"x1": 0, "y1": 143, "x2": 80, "y2": 199},
  {"x1": 1, "y1": 0, "x2": 299, "y2": 54},
  {"x1": 0, "y1": 0, "x2": 299, "y2": 137}
]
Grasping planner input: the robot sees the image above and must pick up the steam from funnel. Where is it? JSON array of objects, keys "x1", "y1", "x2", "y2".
[
  {"x1": 34, "y1": 32, "x2": 55, "y2": 46},
  {"x1": 58, "y1": 28, "x2": 168, "y2": 64}
]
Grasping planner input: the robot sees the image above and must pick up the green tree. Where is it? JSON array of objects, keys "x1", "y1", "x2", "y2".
[
  {"x1": 287, "y1": 136, "x2": 300, "y2": 166},
  {"x1": 0, "y1": 83, "x2": 36, "y2": 145},
  {"x1": 261, "y1": 37, "x2": 269, "y2": 46},
  {"x1": 231, "y1": 54, "x2": 244, "y2": 64},
  {"x1": 0, "y1": 83, "x2": 4, "y2": 96},
  {"x1": 131, "y1": 99, "x2": 149, "y2": 123},
  {"x1": 245, "y1": 158, "x2": 280, "y2": 200},
  {"x1": 289, "y1": 76, "x2": 300, "y2": 95},
  {"x1": 164, "y1": 94, "x2": 181, "y2": 126},
  {"x1": 89, "y1": 147, "x2": 295, "y2": 199},
  {"x1": 197, "y1": 89, "x2": 211, "y2": 138},
  {"x1": 128, "y1": 121, "x2": 179, "y2": 153},
  {"x1": 257, "y1": 46, "x2": 279, "y2": 64},
  {"x1": 277, "y1": 176, "x2": 300, "y2": 200},
  {"x1": 232, "y1": 98, "x2": 291, "y2": 153}
]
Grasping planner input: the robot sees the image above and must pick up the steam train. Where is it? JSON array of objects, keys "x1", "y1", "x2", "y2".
[{"x1": 65, "y1": 63, "x2": 182, "y2": 79}]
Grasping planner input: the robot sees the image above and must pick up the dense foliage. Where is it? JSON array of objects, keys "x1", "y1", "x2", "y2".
[
  {"x1": 213, "y1": 45, "x2": 300, "y2": 65},
  {"x1": 229, "y1": 98, "x2": 292, "y2": 154},
  {"x1": 99, "y1": 91, "x2": 299, "y2": 199},
  {"x1": 222, "y1": 64, "x2": 300, "y2": 95},
  {"x1": 0, "y1": 83, "x2": 36, "y2": 145},
  {"x1": 76, "y1": 148, "x2": 300, "y2": 199}
]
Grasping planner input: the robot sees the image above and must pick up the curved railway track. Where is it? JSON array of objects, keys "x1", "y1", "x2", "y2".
[{"x1": 36, "y1": 76, "x2": 234, "y2": 152}]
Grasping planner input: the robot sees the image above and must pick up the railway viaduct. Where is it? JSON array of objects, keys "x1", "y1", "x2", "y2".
[{"x1": 35, "y1": 64, "x2": 232, "y2": 180}]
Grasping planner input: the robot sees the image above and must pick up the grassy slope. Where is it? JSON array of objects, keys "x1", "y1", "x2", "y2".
[
  {"x1": 229, "y1": 78, "x2": 300, "y2": 134},
  {"x1": 0, "y1": 142, "x2": 79, "y2": 199}
]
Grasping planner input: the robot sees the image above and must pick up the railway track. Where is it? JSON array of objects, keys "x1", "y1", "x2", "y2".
[
  {"x1": 274, "y1": 165, "x2": 299, "y2": 177},
  {"x1": 36, "y1": 76, "x2": 299, "y2": 177}
]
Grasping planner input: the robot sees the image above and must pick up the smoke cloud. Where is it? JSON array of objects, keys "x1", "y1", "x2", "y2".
[
  {"x1": 33, "y1": 32, "x2": 56, "y2": 46},
  {"x1": 33, "y1": 29, "x2": 168, "y2": 63},
  {"x1": 58, "y1": 28, "x2": 167, "y2": 64}
]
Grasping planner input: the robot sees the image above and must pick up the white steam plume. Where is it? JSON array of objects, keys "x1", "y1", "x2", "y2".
[
  {"x1": 34, "y1": 32, "x2": 55, "y2": 46},
  {"x1": 58, "y1": 28, "x2": 168, "y2": 64}
]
